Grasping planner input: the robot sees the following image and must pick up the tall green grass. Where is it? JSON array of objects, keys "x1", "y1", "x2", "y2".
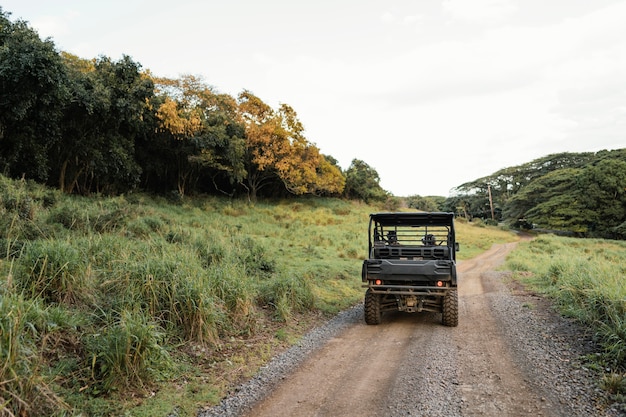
[
  {"x1": 507, "y1": 235, "x2": 626, "y2": 372},
  {"x1": 84, "y1": 309, "x2": 171, "y2": 392},
  {"x1": 0, "y1": 293, "x2": 71, "y2": 416}
]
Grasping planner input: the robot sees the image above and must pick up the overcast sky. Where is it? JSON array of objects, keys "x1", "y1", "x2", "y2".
[{"x1": 3, "y1": 0, "x2": 625, "y2": 196}]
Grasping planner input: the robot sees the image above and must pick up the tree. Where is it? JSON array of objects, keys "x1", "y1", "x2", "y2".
[
  {"x1": 406, "y1": 195, "x2": 440, "y2": 212},
  {"x1": 500, "y1": 152, "x2": 626, "y2": 236},
  {"x1": 145, "y1": 75, "x2": 246, "y2": 196},
  {"x1": 313, "y1": 155, "x2": 345, "y2": 196},
  {"x1": 507, "y1": 168, "x2": 590, "y2": 233},
  {"x1": 452, "y1": 152, "x2": 597, "y2": 222},
  {"x1": 575, "y1": 158, "x2": 626, "y2": 236},
  {"x1": 0, "y1": 10, "x2": 69, "y2": 182},
  {"x1": 343, "y1": 159, "x2": 388, "y2": 203},
  {"x1": 237, "y1": 91, "x2": 344, "y2": 201},
  {"x1": 52, "y1": 53, "x2": 104, "y2": 192},
  {"x1": 190, "y1": 91, "x2": 247, "y2": 195},
  {"x1": 49, "y1": 54, "x2": 152, "y2": 194},
  {"x1": 271, "y1": 104, "x2": 344, "y2": 196}
]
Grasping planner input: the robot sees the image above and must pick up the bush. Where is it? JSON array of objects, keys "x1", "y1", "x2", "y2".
[
  {"x1": 84, "y1": 310, "x2": 170, "y2": 392},
  {"x1": 101, "y1": 250, "x2": 225, "y2": 345},
  {"x1": 230, "y1": 235, "x2": 277, "y2": 277},
  {"x1": 18, "y1": 240, "x2": 89, "y2": 304},
  {"x1": 258, "y1": 274, "x2": 315, "y2": 321},
  {"x1": 206, "y1": 262, "x2": 257, "y2": 334},
  {"x1": 0, "y1": 293, "x2": 67, "y2": 415}
]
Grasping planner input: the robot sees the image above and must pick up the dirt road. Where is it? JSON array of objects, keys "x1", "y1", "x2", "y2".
[{"x1": 237, "y1": 241, "x2": 603, "y2": 417}]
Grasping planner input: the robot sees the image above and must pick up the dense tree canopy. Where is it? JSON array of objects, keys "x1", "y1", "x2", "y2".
[
  {"x1": 449, "y1": 149, "x2": 626, "y2": 238},
  {"x1": 0, "y1": 11, "x2": 68, "y2": 182},
  {"x1": 405, "y1": 195, "x2": 443, "y2": 212},
  {"x1": 343, "y1": 159, "x2": 388, "y2": 203},
  {"x1": 145, "y1": 74, "x2": 246, "y2": 196},
  {"x1": 0, "y1": 10, "x2": 350, "y2": 200},
  {"x1": 237, "y1": 91, "x2": 344, "y2": 200},
  {"x1": 51, "y1": 54, "x2": 153, "y2": 194}
]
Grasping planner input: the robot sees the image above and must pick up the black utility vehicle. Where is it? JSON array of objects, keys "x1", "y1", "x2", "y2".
[{"x1": 361, "y1": 212, "x2": 459, "y2": 326}]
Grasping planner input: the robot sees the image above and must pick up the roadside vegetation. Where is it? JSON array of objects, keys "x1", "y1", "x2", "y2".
[
  {"x1": 0, "y1": 174, "x2": 516, "y2": 416},
  {"x1": 507, "y1": 234, "x2": 626, "y2": 407}
]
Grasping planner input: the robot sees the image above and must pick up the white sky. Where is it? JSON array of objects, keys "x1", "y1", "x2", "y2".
[{"x1": 2, "y1": 0, "x2": 625, "y2": 196}]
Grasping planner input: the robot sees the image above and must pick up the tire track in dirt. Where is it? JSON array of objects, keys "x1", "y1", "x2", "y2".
[
  {"x1": 455, "y1": 242, "x2": 563, "y2": 416},
  {"x1": 242, "y1": 319, "x2": 425, "y2": 417}
]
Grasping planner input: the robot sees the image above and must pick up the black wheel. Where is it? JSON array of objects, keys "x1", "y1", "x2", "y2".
[
  {"x1": 364, "y1": 289, "x2": 382, "y2": 325},
  {"x1": 442, "y1": 289, "x2": 458, "y2": 327}
]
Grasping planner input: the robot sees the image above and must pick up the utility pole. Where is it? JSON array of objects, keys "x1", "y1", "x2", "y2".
[{"x1": 488, "y1": 184, "x2": 495, "y2": 221}]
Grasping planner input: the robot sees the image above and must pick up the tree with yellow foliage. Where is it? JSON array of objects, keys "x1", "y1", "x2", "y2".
[
  {"x1": 150, "y1": 75, "x2": 246, "y2": 195},
  {"x1": 237, "y1": 91, "x2": 344, "y2": 201}
]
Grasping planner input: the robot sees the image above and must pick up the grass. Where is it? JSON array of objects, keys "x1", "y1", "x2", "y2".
[
  {"x1": 506, "y1": 234, "x2": 626, "y2": 405},
  {"x1": 0, "y1": 175, "x2": 519, "y2": 416},
  {"x1": 453, "y1": 217, "x2": 518, "y2": 259}
]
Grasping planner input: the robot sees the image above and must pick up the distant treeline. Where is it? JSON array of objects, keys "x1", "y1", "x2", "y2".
[
  {"x1": 437, "y1": 150, "x2": 626, "y2": 239},
  {"x1": 0, "y1": 9, "x2": 389, "y2": 203}
]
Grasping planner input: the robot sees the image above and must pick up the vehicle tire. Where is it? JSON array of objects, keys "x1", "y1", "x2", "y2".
[
  {"x1": 442, "y1": 289, "x2": 458, "y2": 327},
  {"x1": 364, "y1": 289, "x2": 382, "y2": 325}
]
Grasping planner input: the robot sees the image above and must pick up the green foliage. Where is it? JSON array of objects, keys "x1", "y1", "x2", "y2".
[
  {"x1": 0, "y1": 293, "x2": 70, "y2": 415},
  {"x1": 101, "y1": 244, "x2": 225, "y2": 345},
  {"x1": 405, "y1": 195, "x2": 441, "y2": 211},
  {"x1": 84, "y1": 309, "x2": 171, "y2": 392},
  {"x1": 600, "y1": 373, "x2": 626, "y2": 397},
  {"x1": 258, "y1": 273, "x2": 316, "y2": 321},
  {"x1": 51, "y1": 54, "x2": 152, "y2": 194},
  {"x1": 206, "y1": 262, "x2": 256, "y2": 327},
  {"x1": 229, "y1": 234, "x2": 277, "y2": 277},
  {"x1": 451, "y1": 149, "x2": 626, "y2": 238},
  {"x1": 343, "y1": 159, "x2": 389, "y2": 203},
  {"x1": 1, "y1": 11, "x2": 351, "y2": 200},
  {"x1": 17, "y1": 239, "x2": 89, "y2": 304},
  {"x1": 0, "y1": 176, "x2": 61, "y2": 242},
  {"x1": 576, "y1": 158, "x2": 626, "y2": 237},
  {"x1": 0, "y1": 10, "x2": 69, "y2": 182}
]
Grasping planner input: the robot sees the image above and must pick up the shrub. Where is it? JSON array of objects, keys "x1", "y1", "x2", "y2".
[
  {"x1": 596, "y1": 303, "x2": 626, "y2": 370},
  {"x1": 0, "y1": 293, "x2": 68, "y2": 415},
  {"x1": 174, "y1": 278, "x2": 224, "y2": 345},
  {"x1": 47, "y1": 203, "x2": 89, "y2": 232},
  {"x1": 206, "y1": 262, "x2": 257, "y2": 333},
  {"x1": 230, "y1": 235, "x2": 277, "y2": 277},
  {"x1": 101, "y1": 251, "x2": 224, "y2": 346},
  {"x1": 193, "y1": 236, "x2": 226, "y2": 267},
  {"x1": 18, "y1": 240, "x2": 89, "y2": 304},
  {"x1": 258, "y1": 274, "x2": 315, "y2": 321},
  {"x1": 84, "y1": 310, "x2": 170, "y2": 392}
]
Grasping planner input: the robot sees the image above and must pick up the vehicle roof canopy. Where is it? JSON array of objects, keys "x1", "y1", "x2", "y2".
[{"x1": 369, "y1": 212, "x2": 455, "y2": 227}]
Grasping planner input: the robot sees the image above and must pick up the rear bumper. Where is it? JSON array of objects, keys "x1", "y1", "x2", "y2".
[{"x1": 362, "y1": 258, "x2": 457, "y2": 285}]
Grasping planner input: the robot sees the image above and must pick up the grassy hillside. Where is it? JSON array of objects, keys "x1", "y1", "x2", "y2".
[{"x1": 0, "y1": 175, "x2": 517, "y2": 416}]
